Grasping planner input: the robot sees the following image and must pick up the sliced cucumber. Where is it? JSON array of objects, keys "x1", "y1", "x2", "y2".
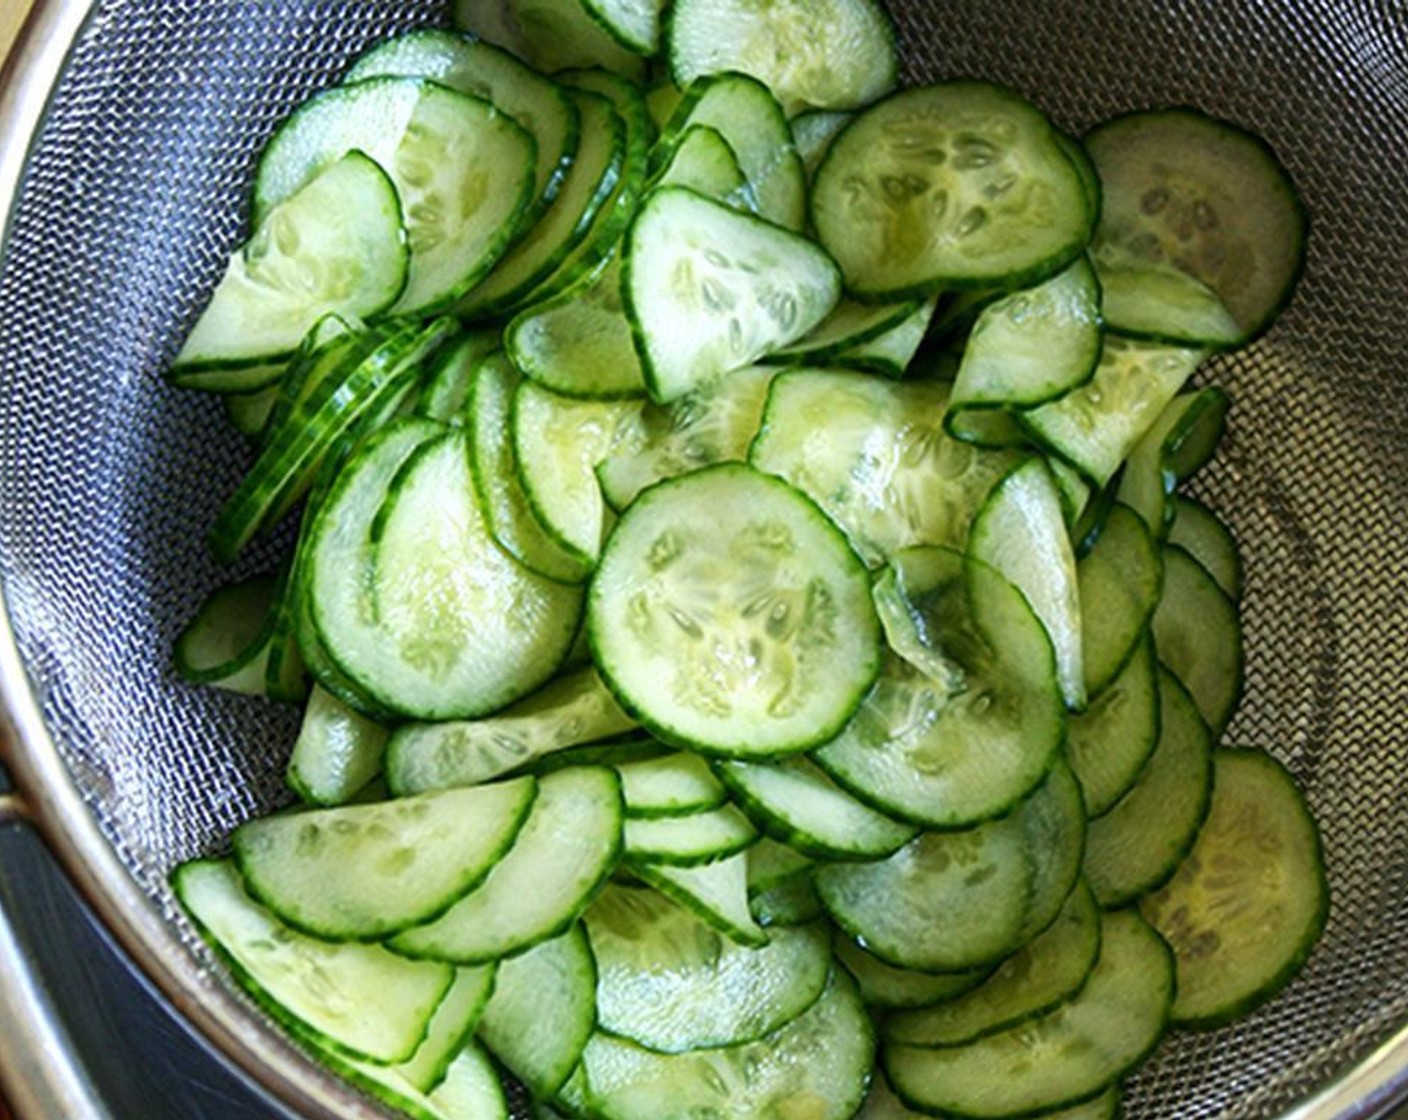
[
  {"x1": 1116, "y1": 387, "x2": 1230, "y2": 541},
  {"x1": 832, "y1": 936, "x2": 992, "y2": 1012},
  {"x1": 630, "y1": 850, "x2": 768, "y2": 947},
  {"x1": 415, "y1": 329, "x2": 499, "y2": 425},
  {"x1": 233, "y1": 777, "x2": 536, "y2": 940},
  {"x1": 384, "y1": 966, "x2": 500, "y2": 1094},
  {"x1": 451, "y1": 0, "x2": 647, "y2": 80},
  {"x1": 1077, "y1": 502, "x2": 1162, "y2": 696},
  {"x1": 330, "y1": 1041, "x2": 509, "y2": 1120},
  {"x1": 1086, "y1": 108, "x2": 1307, "y2": 347},
  {"x1": 666, "y1": 0, "x2": 897, "y2": 116},
  {"x1": 624, "y1": 186, "x2": 841, "y2": 403},
  {"x1": 623, "y1": 803, "x2": 757, "y2": 866},
  {"x1": 812, "y1": 82, "x2": 1093, "y2": 299},
  {"x1": 286, "y1": 684, "x2": 390, "y2": 807},
  {"x1": 1168, "y1": 495, "x2": 1244, "y2": 601},
  {"x1": 588, "y1": 463, "x2": 880, "y2": 758},
  {"x1": 617, "y1": 751, "x2": 726, "y2": 817},
  {"x1": 174, "y1": 152, "x2": 406, "y2": 373},
  {"x1": 1140, "y1": 747, "x2": 1328, "y2": 1027},
  {"x1": 173, "y1": 574, "x2": 278, "y2": 691},
  {"x1": 649, "y1": 124, "x2": 755, "y2": 212},
  {"x1": 389, "y1": 766, "x2": 623, "y2": 963},
  {"x1": 1151, "y1": 544, "x2": 1244, "y2": 735},
  {"x1": 585, "y1": 883, "x2": 831, "y2": 1052},
  {"x1": 1066, "y1": 635, "x2": 1160, "y2": 817}
]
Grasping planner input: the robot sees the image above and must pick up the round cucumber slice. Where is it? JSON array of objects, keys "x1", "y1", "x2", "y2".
[{"x1": 588, "y1": 462, "x2": 880, "y2": 757}]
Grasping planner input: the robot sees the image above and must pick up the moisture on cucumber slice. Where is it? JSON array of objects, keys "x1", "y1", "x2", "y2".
[
  {"x1": 1139, "y1": 747, "x2": 1328, "y2": 1027},
  {"x1": 624, "y1": 186, "x2": 841, "y2": 403},
  {"x1": 1151, "y1": 544, "x2": 1244, "y2": 735},
  {"x1": 884, "y1": 909, "x2": 1174, "y2": 1120},
  {"x1": 173, "y1": 152, "x2": 407, "y2": 373},
  {"x1": 233, "y1": 777, "x2": 536, "y2": 940},
  {"x1": 666, "y1": 0, "x2": 898, "y2": 117},
  {"x1": 812, "y1": 81, "x2": 1094, "y2": 299},
  {"x1": 589, "y1": 463, "x2": 879, "y2": 758},
  {"x1": 585, "y1": 883, "x2": 831, "y2": 1053},
  {"x1": 286, "y1": 684, "x2": 390, "y2": 807},
  {"x1": 580, "y1": 968, "x2": 873, "y2": 1120},
  {"x1": 750, "y1": 869, "x2": 825, "y2": 928},
  {"x1": 1085, "y1": 108, "x2": 1307, "y2": 347},
  {"x1": 172, "y1": 859, "x2": 454, "y2": 1064}
]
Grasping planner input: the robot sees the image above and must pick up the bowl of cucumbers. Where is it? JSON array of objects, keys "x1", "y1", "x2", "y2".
[{"x1": 0, "y1": 1, "x2": 1404, "y2": 1119}]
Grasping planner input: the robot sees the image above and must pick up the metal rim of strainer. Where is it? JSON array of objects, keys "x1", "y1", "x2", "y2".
[{"x1": 0, "y1": 2, "x2": 1404, "y2": 1119}]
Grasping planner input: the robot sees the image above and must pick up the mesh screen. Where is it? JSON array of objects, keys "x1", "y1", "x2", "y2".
[{"x1": 1, "y1": 1, "x2": 1405, "y2": 1118}]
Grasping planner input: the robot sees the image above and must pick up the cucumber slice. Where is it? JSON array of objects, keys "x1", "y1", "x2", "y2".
[
  {"x1": 174, "y1": 153, "x2": 406, "y2": 373},
  {"x1": 580, "y1": 969, "x2": 873, "y2": 1120},
  {"x1": 1015, "y1": 757, "x2": 1088, "y2": 941},
  {"x1": 1116, "y1": 387, "x2": 1230, "y2": 541},
  {"x1": 716, "y1": 756, "x2": 919, "y2": 860},
  {"x1": 835, "y1": 295, "x2": 938, "y2": 378},
  {"x1": 832, "y1": 936, "x2": 992, "y2": 1011},
  {"x1": 386, "y1": 667, "x2": 635, "y2": 796},
  {"x1": 172, "y1": 859, "x2": 453, "y2": 1064},
  {"x1": 223, "y1": 384, "x2": 281, "y2": 437},
  {"x1": 624, "y1": 186, "x2": 841, "y2": 403},
  {"x1": 451, "y1": 0, "x2": 647, "y2": 79},
  {"x1": 792, "y1": 109, "x2": 852, "y2": 178},
  {"x1": 1140, "y1": 747, "x2": 1328, "y2": 1027},
  {"x1": 884, "y1": 909, "x2": 1174, "y2": 1119},
  {"x1": 588, "y1": 463, "x2": 880, "y2": 758},
  {"x1": 770, "y1": 297, "x2": 921, "y2": 366},
  {"x1": 1066, "y1": 634, "x2": 1160, "y2": 817},
  {"x1": 233, "y1": 777, "x2": 536, "y2": 940},
  {"x1": 286, "y1": 684, "x2": 389, "y2": 807},
  {"x1": 749, "y1": 872, "x2": 824, "y2": 928},
  {"x1": 390, "y1": 766, "x2": 623, "y2": 963},
  {"x1": 415, "y1": 329, "x2": 499, "y2": 424},
  {"x1": 582, "y1": 0, "x2": 662, "y2": 55},
  {"x1": 649, "y1": 124, "x2": 755, "y2": 212},
  {"x1": 585, "y1": 884, "x2": 831, "y2": 1052},
  {"x1": 812, "y1": 82, "x2": 1093, "y2": 299},
  {"x1": 253, "y1": 77, "x2": 537, "y2": 315},
  {"x1": 617, "y1": 751, "x2": 726, "y2": 817},
  {"x1": 476, "y1": 925, "x2": 598, "y2": 1100},
  {"x1": 655, "y1": 72, "x2": 807, "y2": 231},
  {"x1": 173, "y1": 574, "x2": 278, "y2": 690},
  {"x1": 386, "y1": 966, "x2": 500, "y2": 1095},
  {"x1": 746, "y1": 837, "x2": 814, "y2": 895},
  {"x1": 666, "y1": 0, "x2": 898, "y2": 116},
  {"x1": 308, "y1": 424, "x2": 584, "y2": 720},
  {"x1": 884, "y1": 880, "x2": 1101, "y2": 1047},
  {"x1": 623, "y1": 803, "x2": 757, "y2": 866},
  {"x1": 749, "y1": 370, "x2": 1023, "y2": 566},
  {"x1": 630, "y1": 851, "x2": 768, "y2": 947},
  {"x1": 331, "y1": 1041, "x2": 509, "y2": 1120},
  {"x1": 969, "y1": 457, "x2": 1085, "y2": 710},
  {"x1": 1168, "y1": 495, "x2": 1244, "y2": 601},
  {"x1": 1151, "y1": 544, "x2": 1244, "y2": 735},
  {"x1": 1077, "y1": 502, "x2": 1162, "y2": 696},
  {"x1": 1083, "y1": 668, "x2": 1214, "y2": 907},
  {"x1": 1086, "y1": 108, "x2": 1307, "y2": 347}
]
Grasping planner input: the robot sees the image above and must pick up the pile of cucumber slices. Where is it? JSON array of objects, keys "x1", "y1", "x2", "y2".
[{"x1": 167, "y1": 2, "x2": 1328, "y2": 1118}]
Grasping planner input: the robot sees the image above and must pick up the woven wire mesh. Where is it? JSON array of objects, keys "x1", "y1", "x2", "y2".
[{"x1": 0, "y1": 1, "x2": 1405, "y2": 1118}]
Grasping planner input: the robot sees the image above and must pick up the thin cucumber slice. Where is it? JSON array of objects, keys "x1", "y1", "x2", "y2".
[
  {"x1": 1077, "y1": 502, "x2": 1162, "y2": 696},
  {"x1": 1083, "y1": 668, "x2": 1213, "y2": 907},
  {"x1": 468, "y1": 353, "x2": 595, "y2": 584},
  {"x1": 815, "y1": 811, "x2": 1035, "y2": 973},
  {"x1": 1086, "y1": 108, "x2": 1307, "y2": 347},
  {"x1": 585, "y1": 884, "x2": 831, "y2": 1052},
  {"x1": 345, "y1": 30, "x2": 579, "y2": 233},
  {"x1": 624, "y1": 186, "x2": 841, "y2": 403},
  {"x1": 596, "y1": 364, "x2": 776, "y2": 511},
  {"x1": 649, "y1": 124, "x2": 755, "y2": 212},
  {"x1": 746, "y1": 837, "x2": 814, "y2": 894},
  {"x1": 749, "y1": 872, "x2": 824, "y2": 928},
  {"x1": 476, "y1": 925, "x2": 598, "y2": 1100},
  {"x1": 588, "y1": 463, "x2": 880, "y2": 758},
  {"x1": 792, "y1": 109, "x2": 852, "y2": 178},
  {"x1": 173, "y1": 575, "x2": 277, "y2": 689},
  {"x1": 459, "y1": 89, "x2": 626, "y2": 319},
  {"x1": 332, "y1": 1041, "x2": 509, "y2": 1120},
  {"x1": 580, "y1": 968, "x2": 873, "y2": 1120},
  {"x1": 812, "y1": 82, "x2": 1093, "y2": 299},
  {"x1": 1116, "y1": 387, "x2": 1230, "y2": 541},
  {"x1": 749, "y1": 371, "x2": 1023, "y2": 566},
  {"x1": 233, "y1": 777, "x2": 536, "y2": 940},
  {"x1": 770, "y1": 297, "x2": 921, "y2": 366},
  {"x1": 716, "y1": 756, "x2": 918, "y2": 860},
  {"x1": 1021, "y1": 336, "x2": 1206, "y2": 489},
  {"x1": 832, "y1": 936, "x2": 992, "y2": 1011},
  {"x1": 655, "y1": 72, "x2": 807, "y2": 230},
  {"x1": 387, "y1": 966, "x2": 500, "y2": 1094},
  {"x1": 1168, "y1": 495, "x2": 1244, "y2": 600},
  {"x1": 223, "y1": 384, "x2": 281, "y2": 438},
  {"x1": 286, "y1": 684, "x2": 390, "y2": 807},
  {"x1": 969, "y1": 457, "x2": 1086, "y2": 710},
  {"x1": 1014, "y1": 757, "x2": 1088, "y2": 941},
  {"x1": 1067, "y1": 635, "x2": 1160, "y2": 817},
  {"x1": 946, "y1": 256, "x2": 1103, "y2": 434},
  {"x1": 885, "y1": 880, "x2": 1101, "y2": 1047},
  {"x1": 630, "y1": 851, "x2": 768, "y2": 947},
  {"x1": 617, "y1": 751, "x2": 726, "y2": 817},
  {"x1": 308, "y1": 424, "x2": 583, "y2": 720},
  {"x1": 836, "y1": 295, "x2": 938, "y2": 378},
  {"x1": 667, "y1": 0, "x2": 898, "y2": 116},
  {"x1": 513, "y1": 380, "x2": 644, "y2": 567},
  {"x1": 884, "y1": 909, "x2": 1174, "y2": 1120},
  {"x1": 1140, "y1": 747, "x2": 1328, "y2": 1027},
  {"x1": 174, "y1": 153, "x2": 406, "y2": 373},
  {"x1": 172, "y1": 859, "x2": 453, "y2": 1064},
  {"x1": 253, "y1": 77, "x2": 537, "y2": 315},
  {"x1": 582, "y1": 0, "x2": 662, "y2": 55},
  {"x1": 1151, "y1": 544, "x2": 1244, "y2": 735},
  {"x1": 813, "y1": 550, "x2": 1064, "y2": 829},
  {"x1": 386, "y1": 666, "x2": 636, "y2": 796},
  {"x1": 452, "y1": 0, "x2": 648, "y2": 79},
  {"x1": 623, "y1": 803, "x2": 757, "y2": 866},
  {"x1": 389, "y1": 766, "x2": 623, "y2": 963},
  {"x1": 415, "y1": 329, "x2": 499, "y2": 424}
]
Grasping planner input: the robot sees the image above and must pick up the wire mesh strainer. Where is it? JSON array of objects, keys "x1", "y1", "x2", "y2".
[{"x1": 1, "y1": 1, "x2": 1406, "y2": 1118}]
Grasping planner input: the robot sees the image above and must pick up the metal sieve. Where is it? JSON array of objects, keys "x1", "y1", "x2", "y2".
[{"x1": 1, "y1": 1, "x2": 1406, "y2": 1118}]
